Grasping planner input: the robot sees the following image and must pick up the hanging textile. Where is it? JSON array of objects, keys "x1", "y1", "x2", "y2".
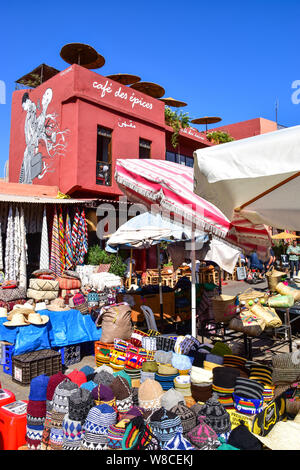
[
  {"x1": 77, "y1": 209, "x2": 88, "y2": 265},
  {"x1": 58, "y1": 207, "x2": 65, "y2": 272},
  {"x1": 0, "y1": 220, "x2": 3, "y2": 270},
  {"x1": 5, "y1": 205, "x2": 16, "y2": 281},
  {"x1": 14, "y1": 207, "x2": 21, "y2": 282},
  {"x1": 71, "y1": 209, "x2": 80, "y2": 265},
  {"x1": 40, "y1": 205, "x2": 49, "y2": 270},
  {"x1": 19, "y1": 207, "x2": 28, "y2": 288},
  {"x1": 65, "y1": 210, "x2": 74, "y2": 270},
  {"x1": 50, "y1": 207, "x2": 61, "y2": 276}
]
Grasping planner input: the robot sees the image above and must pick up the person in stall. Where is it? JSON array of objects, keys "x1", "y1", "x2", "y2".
[
  {"x1": 248, "y1": 249, "x2": 265, "y2": 279},
  {"x1": 287, "y1": 239, "x2": 300, "y2": 280}
]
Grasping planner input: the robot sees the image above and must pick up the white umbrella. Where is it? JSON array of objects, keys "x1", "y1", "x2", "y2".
[
  {"x1": 194, "y1": 125, "x2": 300, "y2": 229},
  {"x1": 40, "y1": 205, "x2": 49, "y2": 270}
]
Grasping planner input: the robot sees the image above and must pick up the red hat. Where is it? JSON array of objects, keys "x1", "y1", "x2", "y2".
[
  {"x1": 46, "y1": 372, "x2": 69, "y2": 401},
  {"x1": 67, "y1": 369, "x2": 87, "y2": 387}
]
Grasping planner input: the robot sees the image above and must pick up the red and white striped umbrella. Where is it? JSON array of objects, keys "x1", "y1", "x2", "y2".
[{"x1": 115, "y1": 159, "x2": 271, "y2": 251}]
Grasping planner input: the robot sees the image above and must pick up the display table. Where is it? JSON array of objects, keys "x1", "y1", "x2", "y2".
[
  {"x1": 117, "y1": 292, "x2": 175, "y2": 323},
  {"x1": 0, "y1": 309, "x2": 101, "y2": 356}
]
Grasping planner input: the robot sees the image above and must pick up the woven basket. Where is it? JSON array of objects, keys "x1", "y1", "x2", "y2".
[
  {"x1": 212, "y1": 294, "x2": 237, "y2": 323},
  {"x1": 266, "y1": 267, "x2": 286, "y2": 292},
  {"x1": 238, "y1": 288, "x2": 266, "y2": 304}
]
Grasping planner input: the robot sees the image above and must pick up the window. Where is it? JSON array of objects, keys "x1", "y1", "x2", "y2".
[
  {"x1": 96, "y1": 126, "x2": 112, "y2": 186},
  {"x1": 165, "y1": 151, "x2": 194, "y2": 167},
  {"x1": 139, "y1": 138, "x2": 151, "y2": 159}
]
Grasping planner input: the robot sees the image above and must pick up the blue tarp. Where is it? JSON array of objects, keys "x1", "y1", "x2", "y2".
[{"x1": 0, "y1": 309, "x2": 102, "y2": 356}]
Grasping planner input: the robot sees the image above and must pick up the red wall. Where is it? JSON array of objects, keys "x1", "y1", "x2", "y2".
[
  {"x1": 9, "y1": 65, "x2": 166, "y2": 197},
  {"x1": 209, "y1": 117, "x2": 278, "y2": 141}
]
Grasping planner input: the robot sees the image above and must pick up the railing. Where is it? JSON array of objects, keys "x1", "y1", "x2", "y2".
[{"x1": 96, "y1": 161, "x2": 112, "y2": 186}]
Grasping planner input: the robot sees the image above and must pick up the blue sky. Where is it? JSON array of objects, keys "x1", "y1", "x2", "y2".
[{"x1": 1, "y1": 0, "x2": 300, "y2": 177}]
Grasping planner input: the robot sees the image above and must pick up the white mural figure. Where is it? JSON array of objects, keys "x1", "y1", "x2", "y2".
[{"x1": 19, "y1": 88, "x2": 69, "y2": 184}]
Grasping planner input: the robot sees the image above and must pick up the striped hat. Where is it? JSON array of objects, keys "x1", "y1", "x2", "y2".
[
  {"x1": 107, "y1": 419, "x2": 129, "y2": 450},
  {"x1": 249, "y1": 363, "x2": 273, "y2": 386},
  {"x1": 81, "y1": 404, "x2": 117, "y2": 450},
  {"x1": 52, "y1": 379, "x2": 79, "y2": 414},
  {"x1": 68, "y1": 388, "x2": 95, "y2": 423},
  {"x1": 122, "y1": 416, "x2": 161, "y2": 450},
  {"x1": 223, "y1": 355, "x2": 248, "y2": 375},
  {"x1": 234, "y1": 377, "x2": 265, "y2": 400},
  {"x1": 150, "y1": 407, "x2": 183, "y2": 446},
  {"x1": 232, "y1": 393, "x2": 264, "y2": 415}
]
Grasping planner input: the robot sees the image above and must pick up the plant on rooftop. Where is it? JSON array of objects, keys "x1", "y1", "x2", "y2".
[
  {"x1": 165, "y1": 106, "x2": 191, "y2": 149},
  {"x1": 206, "y1": 130, "x2": 235, "y2": 144}
]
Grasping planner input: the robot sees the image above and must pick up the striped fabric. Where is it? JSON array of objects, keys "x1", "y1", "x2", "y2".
[
  {"x1": 115, "y1": 159, "x2": 271, "y2": 251},
  {"x1": 234, "y1": 377, "x2": 264, "y2": 400},
  {"x1": 58, "y1": 207, "x2": 65, "y2": 272},
  {"x1": 65, "y1": 211, "x2": 74, "y2": 270},
  {"x1": 71, "y1": 209, "x2": 80, "y2": 264},
  {"x1": 40, "y1": 206, "x2": 49, "y2": 270},
  {"x1": 50, "y1": 207, "x2": 61, "y2": 276}
]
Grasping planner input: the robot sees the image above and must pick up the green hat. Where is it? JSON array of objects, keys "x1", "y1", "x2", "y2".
[
  {"x1": 142, "y1": 361, "x2": 158, "y2": 373},
  {"x1": 210, "y1": 341, "x2": 233, "y2": 357}
]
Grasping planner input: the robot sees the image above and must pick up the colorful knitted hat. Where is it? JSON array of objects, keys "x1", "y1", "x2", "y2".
[
  {"x1": 170, "y1": 403, "x2": 197, "y2": 435},
  {"x1": 52, "y1": 379, "x2": 79, "y2": 414},
  {"x1": 81, "y1": 404, "x2": 117, "y2": 450},
  {"x1": 123, "y1": 406, "x2": 145, "y2": 420},
  {"x1": 232, "y1": 393, "x2": 264, "y2": 415},
  {"x1": 197, "y1": 393, "x2": 231, "y2": 439},
  {"x1": 68, "y1": 387, "x2": 95, "y2": 423},
  {"x1": 91, "y1": 384, "x2": 115, "y2": 407},
  {"x1": 62, "y1": 413, "x2": 84, "y2": 450},
  {"x1": 109, "y1": 375, "x2": 133, "y2": 412},
  {"x1": 234, "y1": 377, "x2": 265, "y2": 400},
  {"x1": 49, "y1": 426, "x2": 64, "y2": 451},
  {"x1": 29, "y1": 374, "x2": 50, "y2": 402},
  {"x1": 164, "y1": 432, "x2": 195, "y2": 450},
  {"x1": 249, "y1": 363, "x2": 273, "y2": 387},
  {"x1": 150, "y1": 407, "x2": 183, "y2": 446},
  {"x1": 122, "y1": 416, "x2": 161, "y2": 450},
  {"x1": 161, "y1": 388, "x2": 185, "y2": 411},
  {"x1": 187, "y1": 416, "x2": 220, "y2": 450},
  {"x1": 107, "y1": 419, "x2": 129, "y2": 450},
  {"x1": 67, "y1": 369, "x2": 87, "y2": 387},
  {"x1": 223, "y1": 355, "x2": 248, "y2": 375},
  {"x1": 179, "y1": 335, "x2": 202, "y2": 357},
  {"x1": 156, "y1": 336, "x2": 176, "y2": 352},
  {"x1": 138, "y1": 379, "x2": 164, "y2": 410}
]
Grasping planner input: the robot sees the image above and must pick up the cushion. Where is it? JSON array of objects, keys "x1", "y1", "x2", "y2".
[
  {"x1": 58, "y1": 278, "x2": 82, "y2": 290},
  {"x1": 62, "y1": 271, "x2": 81, "y2": 280},
  {"x1": 32, "y1": 269, "x2": 55, "y2": 277},
  {"x1": 27, "y1": 289, "x2": 59, "y2": 301},
  {"x1": 29, "y1": 279, "x2": 59, "y2": 292},
  {"x1": 0, "y1": 287, "x2": 27, "y2": 302}
]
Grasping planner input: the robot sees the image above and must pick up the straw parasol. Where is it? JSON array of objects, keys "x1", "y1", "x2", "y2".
[
  {"x1": 271, "y1": 231, "x2": 300, "y2": 240},
  {"x1": 130, "y1": 81, "x2": 165, "y2": 98},
  {"x1": 60, "y1": 43, "x2": 98, "y2": 66},
  {"x1": 82, "y1": 53, "x2": 106, "y2": 70},
  {"x1": 106, "y1": 73, "x2": 141, "y2": 85},
  {"x1": 191, "y1": 116, "x2": 222, "y2": 132},
  {"x1": 159, "y1": 97, "x2": 187, "y2": 108}
]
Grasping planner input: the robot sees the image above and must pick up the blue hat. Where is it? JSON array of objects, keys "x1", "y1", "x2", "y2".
[
  {"x1": 171, "y1": 353, "x2": 192, "y2": 371},
  {"x1": 80, "y1": 380, "x2": 97, "y2": 391},
  {"x1": 80, "y1": 366, "x2": 95, "y2": 382},
  {"x1": 29, "y1": 374, "x2": 50, "y2": 401},
  {"x1": 164, "y1": 432, "x2": 195, "y2": 450}
]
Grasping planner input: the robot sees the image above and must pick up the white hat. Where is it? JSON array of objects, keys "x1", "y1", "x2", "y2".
[
  {"x1": 27, "y1": 313, "x2": 49, "y2": 325},
  {"x1": 3, "y1": 313, "x2": 29, "y2": 327}
]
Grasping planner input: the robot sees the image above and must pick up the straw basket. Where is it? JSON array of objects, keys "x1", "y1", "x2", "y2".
[
  {"x1": 212, "y1": 294, "x2": 237, "y2": 323},
  {"x1": 250, "y1": 304, "x2": 282, "y2": 328},
  {"x1": 238, "y1": 288, "x2": 267, "y2": 304},
  {"x1": 266, "y1": 267, "x2": 286, "y2": 293}
]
